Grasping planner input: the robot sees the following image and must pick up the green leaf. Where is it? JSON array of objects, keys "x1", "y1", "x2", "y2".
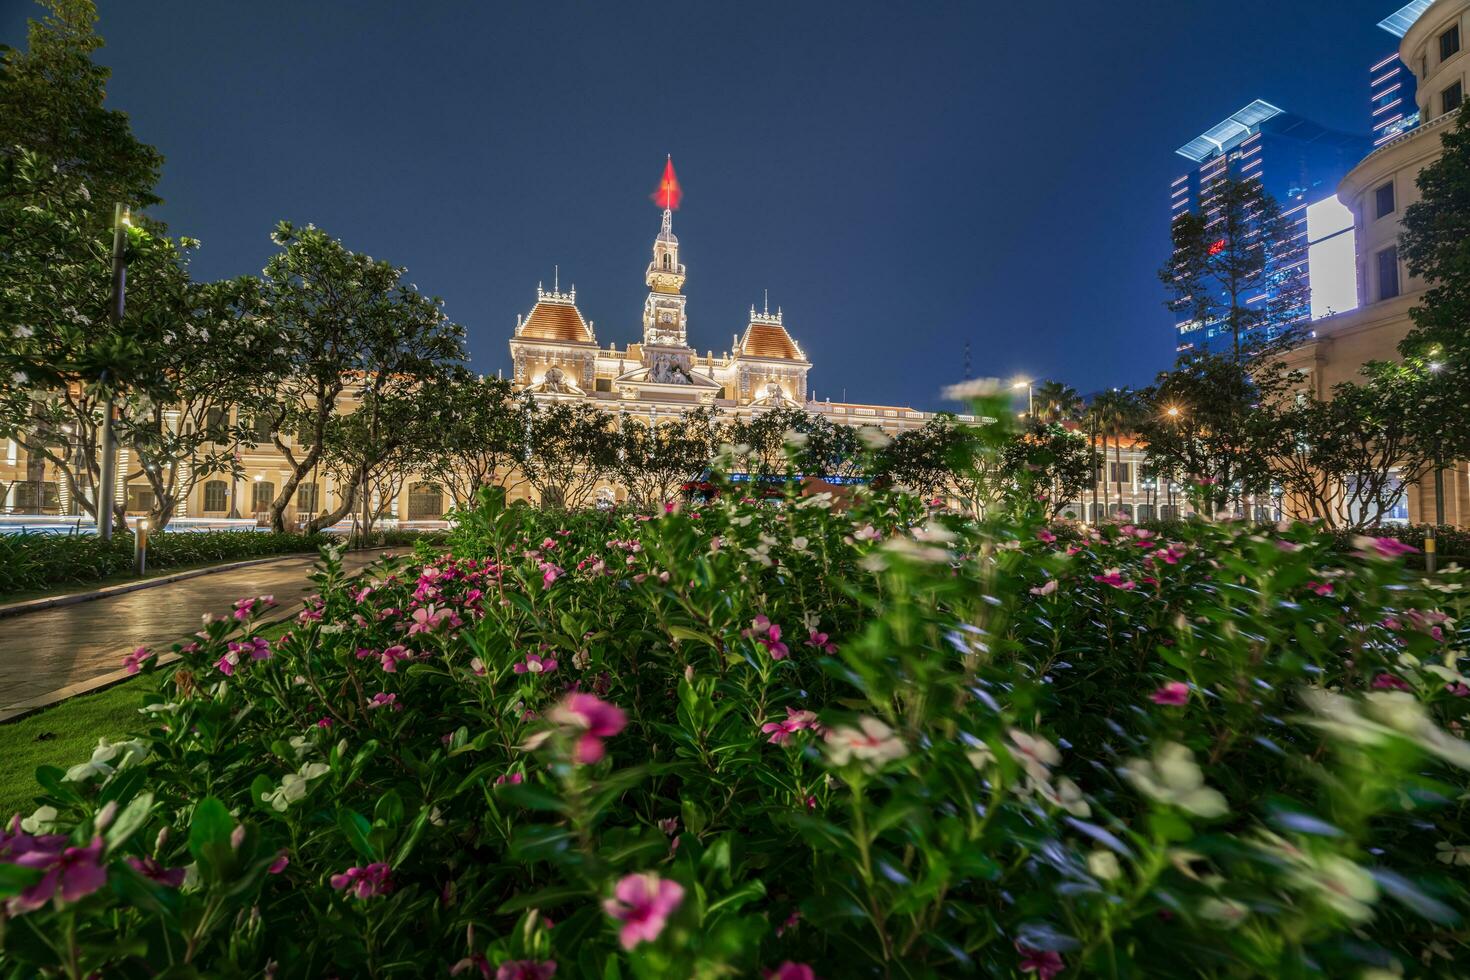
[
  {"x1": 187, "y1": 797, "x2": 234, "y2": 862},
  {"x1": 707, "y1": 879, "x2": 765, "y2": 914},
  {"x1": 496, "y1": 883, "x2": 590, "y2": 913},
  {"x1": 0, "y1": 863, "x2": 44, "y2": 898},
  {"x1": 104, "y1": 791, "x2": 155, "y2": 853},
  {"x1": 337, "y1": 809, "x2": 378, "y2": 861},
  {"x1": 497, "y1": 783, "x2": 568, "y2": 813},
  {"x1": 668, "y1": 625, "x2": 717, "y2": 648}
]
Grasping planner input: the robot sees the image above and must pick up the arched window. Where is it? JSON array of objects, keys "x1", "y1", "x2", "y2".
[
  {"x1": 297, "y1": 481, "x2": 319, "y2": 514},
  {"x1": 662, "y1": 253, "x2": 671, "y2": 270},
  {"x1": 408, "y1": 483, "x2": 445, "y2": 520},
  {"x1": 203, "y1": 480, "x2": 228, "y2": 512},
  {"x1": 251, "y1": 480, "x2": 275, "y2": 514}
]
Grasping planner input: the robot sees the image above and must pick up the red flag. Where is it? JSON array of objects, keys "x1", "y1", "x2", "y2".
[{"x1": 650, "y1": 156, "x2": 682, "y2": 211}]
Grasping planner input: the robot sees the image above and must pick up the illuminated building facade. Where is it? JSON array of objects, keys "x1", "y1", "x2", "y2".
[
  {"x1": 1169, "y1": 102, "x2": 1371, "y2": 353},
  {"x1": 1371, "y1": 2, "x2": 1433, "y2": 147}
]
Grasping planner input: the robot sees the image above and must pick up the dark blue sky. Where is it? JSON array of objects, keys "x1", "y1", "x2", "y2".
[{"x1": 3, "y1": 0, "x2": 1399, "y2": 409}]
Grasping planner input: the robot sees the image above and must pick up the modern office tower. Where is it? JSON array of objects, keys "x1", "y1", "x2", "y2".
[
  {"x1": 1372, "y1": 1, "x2": 1434, "y2": 146},
  {"x1": 1169, "y1": 102, "x2": 1371, "y2": 352}
]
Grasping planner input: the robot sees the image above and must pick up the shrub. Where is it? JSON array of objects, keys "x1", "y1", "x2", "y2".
[
  {"x1": 0, "y1": 529, "x2": 333, "y2": 599},
  {"x1": 3, "y1": 486, "x2": 1469, "y2": 977}
]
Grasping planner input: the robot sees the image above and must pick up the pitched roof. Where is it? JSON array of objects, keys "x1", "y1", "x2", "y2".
[
  {"x1": 520, "y1": 300, "x2": 593, "y2": 343},
  {"x1": 740, "y1": 322, "x2": 805, "y2": 361}
]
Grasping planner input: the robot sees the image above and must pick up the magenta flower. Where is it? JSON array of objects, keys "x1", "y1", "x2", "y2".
[
  {"x1": 541, "y1": 563, "x2": 564, "y2": 588},
  {"x1": 1305, "y1": 581, "x2": 1334, "y2": 597},
  {"x1": 546, "y1": 693, "x2": 627, "y2": 764},
  {"x1": 761, "y1": 706, "x2": 822, "y2": 745},
  {"x1": 1353, "y1": 535, "x2": 1419, "y2": 560},
  {"x1": 1017, "y1": 945, "x2": 1065, "y2": 979},
  {"x1": 215, "y1": 650, "x2": 239, "y2": 676},
  {"x1": 268, "y1": 850, "x2": 290, "y2": 874},
  {"x1": 513, "y1": 652, "x2": 558, "y2": 676},
  {"x1": 1093, "y1": 568, "x2": 1136, "y2": 590},
  {"x1": 1150, "y1": 681, "x2": 1190, "y2": 706},
  {"x1": 805, "y1": 630, "x2": 838, "y2": 654},
  {"x1": 330, "y1": 862, "x2": 393, "y2": 899},
  {"x1": 368, "y1": 692, "x2": 402, "y2": 711},
  {"x1": 1447, "y1": 682, "x2": 1470, "y2": 698},
  {"x1": 125, "y1": 855, "x2": 186, "y2": 888},
  {"x1": 1372, "y1": 673, "x2": 1411, "y2": 691},
  {"x1": 379, "y1": 645, "x2": 414, "y2": 673},
  {"x1": 744, "y1": 616, "x2": 791, "y2": 659},
  {"x1": 1036, "y1": 528, "x2": 1057, "y2": 544},
  {"x1": 122, "y1": 646, "x2": 153, "y2": 674},
  {"x1": 495, "y1": 772, "x2": 524, "y2": 786},
  {"x1": 6, "y1": 836, "x2": 106, "y2": 915},
  {"x1": 763, "y1": 964, "x2": 816, "y2": 980},
  {"x1": 603, "y1": 872, "x2": 685, "y2": 949},
  {"x1": 228, "y1": 636, "x2": 271, "y2": 661}
]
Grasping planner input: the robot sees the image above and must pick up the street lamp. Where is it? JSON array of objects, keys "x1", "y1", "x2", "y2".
[
  {"x1": 1011, "y1": 378, "x2": 1033, "y2": 416},
  {"x1": 98, "y1": 204, "x2": 131, "y2": 542},
  {"x1": 1425, "y1": 359, "x2": 1446, "y2": 571}
]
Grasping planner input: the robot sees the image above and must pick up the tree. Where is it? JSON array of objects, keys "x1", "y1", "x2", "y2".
[
  {"x1": 1135, "y1": 352, "x2": 1284, "y2": 516},
  {"x1": 1160, "y1": 176, "x2": 1308, "y2": 364},
  {"x1": 1399, "y1": 100, "x2": 1470, "y2": 465},
  {"x1": 321, "y1": 389, "x2": 442, "y2": 537},
  {"x1": 1001, "y1": 420, "x2": 1098, "y2": 519},
  {"x1": 522, "y1": 401, "x2": 617, "y2": 510},
  {"x1": 420, "y1": 376, "x2": 526, "y2": 509},
  {"x1": 0, "y1": 0, "x2": 164, "y2": 213},
  {"x1": 253, "y1": 222, "x2": 465, "y2": 532},
  {"x1": 1032, "y1": 381, "x2": 1082, "y2": 424},
  {"x1": 614, "y1": 407, "x2": 720, "y2": 511},
  {"x1": 1260, "y1": 363, "x2": 1435, "y2": 530},
  {"x1": 724, "y1": 407, "x2": 823, "y2": 481}
]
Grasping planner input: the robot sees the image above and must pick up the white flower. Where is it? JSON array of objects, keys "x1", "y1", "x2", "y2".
[
  {"x1": 1198, "y1": 897, "x2": 1249, "y2": 927},
  {"x1": 940, "y1": 378, "x2": 1002, "y2": 401},
  {"x1": 1287, "y1": 854, "x2": 1378, "y2": 922},
  {"x1": 64, "y1": 737, "x2": 149, "y2": 782},
  {"x1": 782, "y1": 429, "x2": 809, "y2": 448},
  {"x1": 912, "y1": 521, "x2": 956, "y2": 544},
  {"x1": 1087, "y1": 850, "x2": 1122, "y2": 881},
  {"x1": 825, "y1": 716, "x2": 908, "y2": 770},
  {"x1": 1007, "y1": 729, "x2": 1061, "y2": 782},
  {"x1": 1030, "y1": 580, "x2": 1058, "y2": 596},
  {"x1": 853, "y1": 524, "x2": 882, "y2": 543},
  {"x1": 858, "y1": 426, "x2": 891, "y2": 449},
  {"x1": 1121, "y1": 742, "x2": 1228, "y2": 818},
  {"x1": 20, "y1": 805, "x2": 60, "y2": 834},
  {"x1": 14, "y1": 325, "x2": 33, "y2": 339},
  {"x1": 1031, "y1": 775, "x2": 1091, "y2": 817},
  {"x1": 1436, "y1": 841, "x2": 1470, "y2": 866},
  {"x1": 261, "y1": 761, "x2": 331, "y2": 812}
]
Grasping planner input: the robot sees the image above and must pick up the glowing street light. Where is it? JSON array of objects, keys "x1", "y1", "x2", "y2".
[{"x1": 1011, "y1": 378, "x2": 1034, "y2": 416}]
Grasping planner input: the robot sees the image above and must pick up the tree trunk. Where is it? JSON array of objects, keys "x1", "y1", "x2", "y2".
[{"x1": 307, "y1": 479, "x2": 357, "y2": 535}]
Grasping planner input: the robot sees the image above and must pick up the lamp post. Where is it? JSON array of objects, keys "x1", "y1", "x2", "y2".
[
  {"x1": 134, "y1": 517, "x2": 149, "y2": 575},
  {"x1": 1427, "y1": 360, "x2": 1444, "y2": 573},
  {"x1": 98, "y1": 204, "x2": 130, "y2": 541},
  {"x1": 1011, "y1": 378, "x2": 1034, "y2": 417}
]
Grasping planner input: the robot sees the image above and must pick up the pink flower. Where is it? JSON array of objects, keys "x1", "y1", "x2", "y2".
[
  {"x1": 495, "y1": 772, "x2": 524, "y2": 786},
  {"x1": 368, "y1": 692, "x2": 401, "y2": 711},
  {"x1": 1353, "y1": 535, "x2": 1419, "y2": 560},
  {"x1": 316, "y1": 716, "x2": 334, "y2": 728},
  {"x1": 744, "y1": 617, "x2": 790, "y2": 660},
  {"x1": 603, "y1": 872, "x2": 685, "y2": 949},
  {"x1": 1305, "y1": 581, "x2": 1334, "y2": 597},
  {"x1": 806, "y1": 630, "x2": 837, "y2": 654},
  {"x1": 1150, "y1": 681, "x2": 1190, "y2": 706},
  {"x1": 123, "y1": 646, "x2": 153, "y2": 674},
  {"x1": 215, "y1": 651, "x2": 239, "y2": 676},
  {"x1": 541, "y1": 563, "x2": 564, "y2": 588},
  {"x1": 1017, "y1": 944, "x2": 1065, "y2": 979},
  {"x1": 546, "y1": 693, "x2": 628, "y2": 764},
  {"x1": 1372, "y1": 673, "x2": 1411, "y2": 691},
  {"x1": 125, "y1": 855, "x2": 186, "y2": 887},
  {"x1": 1029, "y1": 579, "x2": 1058, "y2": 597},
  {"x1": 229, "y1": 636, "x2": 271, "y2": 661},
  {"x1": 761, "y1": 706, "x2": 822, "y2": 745},
  {"x1": 268, "y1": 850, "x2": 290, "y2": 874},
  {"x1": 1093, "y1": 568, "x2": 1136, "y2": 590},
  {"x1": 6, "y1": 836, "x2": 106, "y2": 915},
  {"x1": 1447, "y1": 682, "x2": 1470, "y2": 698},
  {"x1": 330, "y1": 862, "x2": 393, "y2": 899},
  {"x1": 494, "y1": 960, "x2": 558, "y2": 980},
  {"x1": 1036, "y1": 529, "x2": 1057, "y2": 544},
  {"x1": 379, "y1": 645, "x2": 414, "y2": 673},
  {"x1": 776, "y1": 909, "x2": 801, "y2": 936},
  {"x1": 513, "y1": 652, "x2": 558, "y2": 676},
  {"x1": 764, "y1": 965, "x2": 815, "y2": 980}
]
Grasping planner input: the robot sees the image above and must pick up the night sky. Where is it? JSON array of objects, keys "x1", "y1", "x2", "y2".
[{"x1": 2, "y1": 1, "x2": 1401, "y2": 410}]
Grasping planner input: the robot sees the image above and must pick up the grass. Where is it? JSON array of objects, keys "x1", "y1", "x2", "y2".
[
  {"x1": 0, "y1": 680, "x2": 145, "y2": 817},
  {"x1": 0, "y1": 618, "x2": 299, "y2": 818}
]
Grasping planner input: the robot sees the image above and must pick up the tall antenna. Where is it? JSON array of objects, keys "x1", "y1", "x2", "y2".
[
  {"x1": 554, "y1": 264, "x2": 559, "y2": 292},
  {"x1": 963, "y1": 341, "x2": 973, "y2": 379},
  {"x1": 763, "y1": 288, "x2": 769, "y2": 316}
]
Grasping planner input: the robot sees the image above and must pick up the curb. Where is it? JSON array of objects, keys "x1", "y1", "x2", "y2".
[
  {"x1": 0, "y1": 555, "x2": 317, "y2": 620},
  {"x1": 0, "y1": 552, "x2": 405, "y2": 724}
]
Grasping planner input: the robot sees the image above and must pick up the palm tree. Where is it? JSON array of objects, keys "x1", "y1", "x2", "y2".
[{"x1": 1033, "y1": 381, "x2": 1082, "y2": 424}]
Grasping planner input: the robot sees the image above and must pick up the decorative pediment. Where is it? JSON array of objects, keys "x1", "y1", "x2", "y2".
[{"x1": 614, "y1": 349, "x2": 722, "y2": 394}]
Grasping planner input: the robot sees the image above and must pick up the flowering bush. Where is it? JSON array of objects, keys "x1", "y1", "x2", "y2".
[{"x1": 4, "y1": 418, "x2": 1470, "y2": 976}]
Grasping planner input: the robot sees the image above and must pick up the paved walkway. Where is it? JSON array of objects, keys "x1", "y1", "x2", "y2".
[{"x1": 0, "y1": 550, "x2": 392, "y2": 715}]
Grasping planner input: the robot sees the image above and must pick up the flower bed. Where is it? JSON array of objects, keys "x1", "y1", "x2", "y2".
[{"x1": 3, "y1": 487, "x2": 1469, "y2": 977}]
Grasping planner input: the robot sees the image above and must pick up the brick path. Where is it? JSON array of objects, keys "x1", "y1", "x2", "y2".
[{"x1": 0, "y1": 550, "x2": 392, "y2": 715}]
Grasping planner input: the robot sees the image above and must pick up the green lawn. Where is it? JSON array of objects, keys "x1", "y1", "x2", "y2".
[{"x1": 0, "y1": 680, "x2": 145, "y2": 818}]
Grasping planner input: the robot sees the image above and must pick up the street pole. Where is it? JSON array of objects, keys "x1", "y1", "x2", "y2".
[
  {"x1": 99, "y1": 203, "x2": 129, "y2": 542},
  {"x1": 1426, "y1": 462, "x2": 1445, "y2": 576}
]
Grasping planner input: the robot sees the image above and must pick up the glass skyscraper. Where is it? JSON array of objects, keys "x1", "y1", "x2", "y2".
[
  {"x1": 1371, "y1": 1, "x2": 1433, "y2": 146},
  {"x1": 1169, "y1": 102, "x2": 1371, "y2": 353}
]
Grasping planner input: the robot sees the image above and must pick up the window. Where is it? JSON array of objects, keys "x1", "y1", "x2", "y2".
[
  {"x1": 1136, "y1": 503, "x2": 1156, "y2": 521},
  {"x1": 1440, "y1": 24, "x2": 1461, "y2": 62},
  {"x1": 1374, "y1": 181, "x2": 1395, "y2": 219},
  {"x1": 1108, "y1": 461, "x2": 1132, "y2": 484},
  {"x1": 126, "y1": 484, "x2": 155, "y2": 514},
  {"x1": 1377, "y1": 246, "x2": 1400, "y2": 300},
  {"x1": 11, "y1": 481, "x2": 60, "y2": 513},
  {"x1": 247, "y1": 414, "x2": 272, "y2": 443},
  {"x1": 203, "y1": 480, "x2": 228, "y2": 512},
  {"x1": 662, "y1": 253, "x2": 671, "y2": 270},
  {"x1": 297, "y1": 481, "x2": 319, "y2": 514},
  {"x1": 407, "y1": 483, "x2": 444, "y2": 520},
  {"x1": 1159, "y1": 504, "x2": 1180, "y2": 521},
  {"x1": 1444, "y1": 80, "x2": 1464, "y2": 117},
  {"x1": 595, "y1": 377, "x2": 612, "y2": 392},
  {"x1": 204, "y1": 407, "x2": 227, "y2": 440},
  {"x1": 251, "y1": 480, "x2": 274, "y2": 513}
]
